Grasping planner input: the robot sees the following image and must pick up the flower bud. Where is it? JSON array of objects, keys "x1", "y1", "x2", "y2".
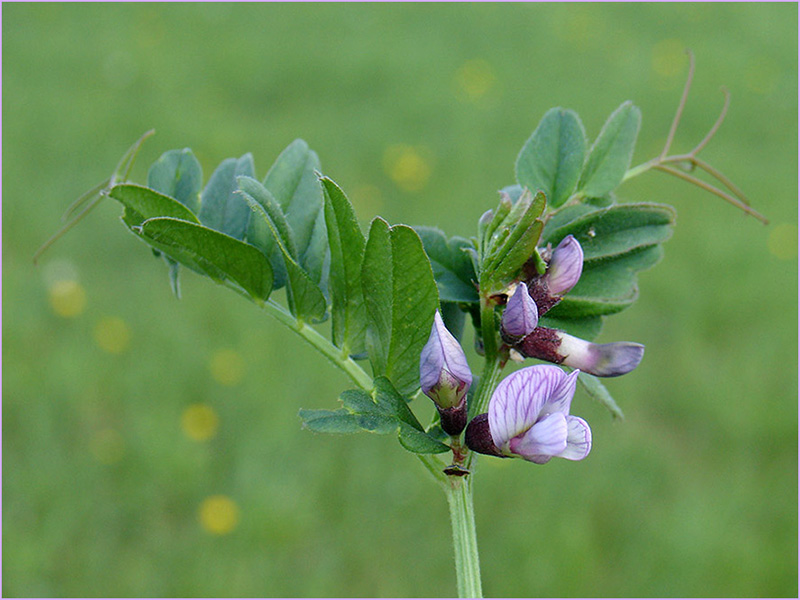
[
  {"x1": 527, "y1": 235, "x2": 584, "y2": 315},
  {"x1": 420, "y1": 311, "x2": 473, "y2": 434},
  {"x1": 517, "y1": 327, "x2": 644, "y2": 377},
  {"x1": 545, "y1": 235, "x2": 584, "y2": 296},
  {"x1": 501, "y1": 283, "x2": 539, "y2": 342}
]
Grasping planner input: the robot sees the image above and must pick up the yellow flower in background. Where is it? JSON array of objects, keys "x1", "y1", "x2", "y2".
[
  {"x1": 48, "y1": 279, "x2": 86, "y2": 318},
  {"x1": 767, "y1": 223, "x2": 798, "y2": 260},
  {"x1": 383, "y1": 144, "x2": 433, "y2": 192},
  {"x1": 651, "y1": 38, "x2": 686, "y2": 79},
  {"x1": 209, "y1": 348, "x2": 245, "y2": 386},
  {"x1": 93, "y1": 316, "x2": 131, "y2": 354},
  {"x1": 199, "y1": 495, "x2": 240, "y2": 535},
  {"x1": 454, "y1": 58, "x2": 496, "y2": 103},
  {"x1": 181, "y1": 404, "x2": 219, "y2": 442}
]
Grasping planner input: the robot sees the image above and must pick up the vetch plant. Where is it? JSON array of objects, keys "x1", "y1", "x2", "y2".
[{"x1": 37, "y1": 54, "x2": 767, "y2": 597}]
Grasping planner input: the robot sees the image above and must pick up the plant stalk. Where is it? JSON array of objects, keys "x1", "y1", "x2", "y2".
[{"x1": 446, "y1": 475, "x2": 483, "y2": 598}]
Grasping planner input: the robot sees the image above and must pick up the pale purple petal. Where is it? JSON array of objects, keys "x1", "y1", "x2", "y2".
[
  {"x1": 546, "y1": 235, "x2": 583, "y2": 296},
  {"x1": 420, "y1": 311, "x2": 472, "y2": 407},
  {"x1": 558, "y1": 416, "x2": 592, "y2": 461},
  {"x1": 488, "y1": 365, "x2": 565, "y2": 449},
  {"x1": 557, "y1": 332, "x2": 645, "y2": 377},
  {"x1": 540, "y1": 368, "x2": 580, "y2": 416},
  {"x1": 508, "y1": 412, "x2": 568, "y2": 460},
  {"x1": 502, "y1": 283, "x2": 539, "y2": 338}
]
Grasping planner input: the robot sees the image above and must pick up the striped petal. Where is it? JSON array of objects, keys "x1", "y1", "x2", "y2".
[
  {"x1": 508, "y1": 412, "x2": 568, "y2": 462},
  {"x1": 558, "y1": 416, "x2": 592, "y2": 461},
  {"x1": 502, "y1": 283, "x2": 539, "y2": 339},
  {"x1": 488, "y1": 365, "x2": 567, "y2": 450}
]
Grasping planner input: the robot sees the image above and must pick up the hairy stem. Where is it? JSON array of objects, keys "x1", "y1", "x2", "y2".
[{"x1": 446, "y1": 476, "x2": 483, "y2": 598}]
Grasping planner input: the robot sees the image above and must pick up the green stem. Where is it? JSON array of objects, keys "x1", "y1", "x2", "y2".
[
  {"x1": 261, "y1": 299, "x2": 373, "y2": 391},
  {"x1": 446, "y1": 476, "x2": 483, "y2": 598},
  {"x1": 469, "y1": 352, "x2": 505, "y2": 421},
  {"x1": 263, "y1": 297, "x2": 484, "y2": 597},
  {"x1": 621, "y1": 159, "x2": 656, "y2": 183}
]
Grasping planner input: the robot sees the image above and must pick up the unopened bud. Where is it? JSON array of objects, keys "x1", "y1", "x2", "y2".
[
  {"x1": 527, "y1": 235, "x2": 584, "y2": 315},
  {"x1": 546, "y1": 235, "x2": 584, "y2": 296},
  {"x1": 420, "y1": 311, "x2": 473, "y2": 434},
  {"x1": 517, "y1": 327, "x2": 644, "y2": 377},
  {"x1": 501, "y1": 283, "x2": 539, "y2": 342}
]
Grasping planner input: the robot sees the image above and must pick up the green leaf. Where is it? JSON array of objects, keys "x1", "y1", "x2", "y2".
[
  {"x1": 550, "y1": 246, "x2": 664, "y2": 317},
  {"x1": 372, "y1": 376, "x2": 424, "y2": 430},
  {"x1": 577, "y1": 101, "x2": 641, "y2": 198},
  {"x1": 415, "y1": 227, "x2": 479, "y2": 303},
  {"x1": 321, "y1": 176, "x2": 368, "y2": 355},
  {"x1": 304, "y1": 210, "x2": 330, "y2": 298},
  {"x1": 263, "y1": 139, "x2": 328, "y2": 287},
  {"x1": 499, "y1": 184, "x2": 524, "y2": 204},
  {"x1": 198, "y1": 154, "x2": 255, "y2": 240},
  {"x1": 362, "y1": 219, "x2": 440, "y2": 397},
  {"x1": 541, "y1": 203, "x2": 676, "y2": 262},
  {"x1": 516, "y1": 107, "x2": 586, "y2": 208},
  {"x1": 239, "y1": 186, "x2": 325, "y2": 321},
  {"x1": 239, "y1": 175, "x2": 295, "y2": 290},
  {"x1": 110, "y1": 184, "x2": 200, "y2": 227},
  {"x1": 137, "y1": 217, "x2": 273, "y2": 304},
  {"x1": 300, "y1": 384, "x2": 449, "y2": 453},
  {"x1": 299, "y1": 408, "x2": 365, "y2": 434},
  {"x1": 577, "y1": 372, "x2": 624, "y2": 421},
  {"x1": 397, "y1": 424, "x2": 451, "y2": 454},
  {"x1": 147, "y1": 148, "x2": 203, "y2": 213}
]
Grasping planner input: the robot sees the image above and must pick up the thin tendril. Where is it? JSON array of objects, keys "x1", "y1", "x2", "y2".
[
  {"x1": 33, "y1": 189, "x2": 109, "y2": 265},
  {"x1": 33, "y1": 129, "x2": 156, "y2": 265},
  {"x1": 659, "y1": 49, "x2": 695, "y2": 161},
  {"x1": 626, "y1": 51, "x2": 767, "y2": 224},
  {"x1": 653, "y1": 164, "x2": 768, "y2": 224},
  {"x1": 689, "y1": 87, "x2": 730, "y2": 156}
]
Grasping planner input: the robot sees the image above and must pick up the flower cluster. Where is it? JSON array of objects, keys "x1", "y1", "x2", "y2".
[
  {"x1": 420, "y1": 235, "x2": 644, "y2": 465},
  {"x1": 503, "y1": 235, "x2": 645, "y2": 378}
]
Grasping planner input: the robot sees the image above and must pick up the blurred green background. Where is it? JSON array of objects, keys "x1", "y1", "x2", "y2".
[{"x1": 3, "y1": 3, "x2": 797, "y2": 597}]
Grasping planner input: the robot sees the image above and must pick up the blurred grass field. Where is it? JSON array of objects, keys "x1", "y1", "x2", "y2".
[{"x1": 3, "y1": 3, "x2": 797, "y2": 597}]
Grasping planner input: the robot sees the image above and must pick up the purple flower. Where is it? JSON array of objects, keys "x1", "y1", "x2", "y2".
[
  {"x1": 466, "y1": 365, "x2": 591, "y2": 464},
  {"x1": 501, "y1": 283, "x2": 539, "y2": 340},
  {"x1": 518, "y1": 327, "x2": 644, "y2": 378},
  {"x1": 420, "y1": 310, "x2": 473, "y2": 435},
  {"x1": 527, "y1": 235, "x2": 584, "y2": 316}
]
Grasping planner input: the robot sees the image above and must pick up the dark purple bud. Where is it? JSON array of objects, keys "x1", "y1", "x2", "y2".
[
  {"x1": 438, "y1": 396, "x2": 468, "y2": 436},
  {"x1": 517, "y1": 327, "x2": 645, "y2": 377},
  {"x1": 464, "y1": 413, "x2": 505, "y2": 458}
]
